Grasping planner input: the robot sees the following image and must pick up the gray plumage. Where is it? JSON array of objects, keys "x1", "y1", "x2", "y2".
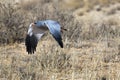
[{"x1": 25, "y1": 20, "x2": 63, "y2": 54}]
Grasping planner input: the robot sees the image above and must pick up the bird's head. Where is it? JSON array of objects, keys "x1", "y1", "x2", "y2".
[{"x1": 34, "y1": 21, "x2": 45, "y2": 27}]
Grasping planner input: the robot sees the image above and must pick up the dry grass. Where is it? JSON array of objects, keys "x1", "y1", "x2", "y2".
[{"x1": 0, "y1": 0, "x2": 120, "y2": 80}]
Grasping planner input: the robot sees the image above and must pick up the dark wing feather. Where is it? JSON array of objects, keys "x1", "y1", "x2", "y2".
[
  {"x1": 25, "y1": 22, "x2": 45, "y2": 54},
  {"x1": 25, "y1": 34, "x2": 38, "y2": 54},
  {"x1": 45, "y1": 20, "x2": 63, "y2": 48}
]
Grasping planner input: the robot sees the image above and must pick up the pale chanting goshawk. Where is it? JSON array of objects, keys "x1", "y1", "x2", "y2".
[{"x1": 25, "y1": 20, "x2": 66, "y2": 54}]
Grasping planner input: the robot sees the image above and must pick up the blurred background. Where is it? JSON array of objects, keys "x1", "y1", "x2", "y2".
[
  {"x1": 0, "y1": 0, "x2": 120, "y2": 80},
  {"x1": 0, "y1": 0, "x2": 120, "y2": 44}
]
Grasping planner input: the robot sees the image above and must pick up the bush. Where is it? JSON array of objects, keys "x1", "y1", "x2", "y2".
[
  {"x1": 1, "y1": 0, "x2": 120, "y2": 45},
  {"x1": 0, "y1": 2, "x2": 28, "y2": 44},
  {"x1": 0, "y1": 1, "x2": 75, "y2": 45}
]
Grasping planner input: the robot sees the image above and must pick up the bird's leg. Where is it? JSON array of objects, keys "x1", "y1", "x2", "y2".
[
  {"x1": 61, "y1": 27, "x2": 67, "y2": 33},
  {"x1": 61, "y1": 27, "x2": 67, "y2": 31}
]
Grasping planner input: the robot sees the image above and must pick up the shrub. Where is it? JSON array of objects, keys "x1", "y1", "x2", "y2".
[{"x1": 0, "y1": 2, "x2": 28, "y2": 44}]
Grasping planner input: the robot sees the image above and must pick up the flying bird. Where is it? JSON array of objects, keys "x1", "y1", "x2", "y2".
[{"x1": 25, "y1": 20, "x2": 66, "y2": 54}]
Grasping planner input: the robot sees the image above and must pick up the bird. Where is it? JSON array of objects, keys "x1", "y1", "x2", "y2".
[{"x1": 25, "y1": 20, "x2": 66, "y2": 54}]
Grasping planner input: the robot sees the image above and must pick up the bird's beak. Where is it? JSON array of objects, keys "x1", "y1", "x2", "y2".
[
  {"x1": 31, "y1": 23, "x2": 35, "y2": 27},
  {"x1": 31, "y1": 23, "x2": 35, "y2": 28}
]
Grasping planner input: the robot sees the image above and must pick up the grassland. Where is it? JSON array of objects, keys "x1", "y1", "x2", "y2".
[{"x1": 0, "y1": 0, "x2": 120, "y2": 80}]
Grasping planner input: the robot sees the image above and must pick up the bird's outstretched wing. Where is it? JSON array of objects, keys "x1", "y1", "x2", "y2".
[
  {"x1": 25, "y1": 23, "x2": 44, "y2": 54},
  {"x1": 44, "y1": 20, "x2": 63, "y2": 48}
]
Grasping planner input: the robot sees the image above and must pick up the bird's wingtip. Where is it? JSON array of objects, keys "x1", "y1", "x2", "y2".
[{"x1": 25, "y1": 34, "x2": 38, "y2": 54}]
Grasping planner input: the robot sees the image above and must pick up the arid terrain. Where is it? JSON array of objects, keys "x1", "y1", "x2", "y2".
[{"x1": 0, "y1": 0, "x2": 120, "y2": 80}]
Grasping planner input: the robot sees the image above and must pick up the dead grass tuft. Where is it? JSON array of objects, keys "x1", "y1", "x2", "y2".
[{"x1": 0, "y1": 0, "x2": 120, "y2": 80}]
